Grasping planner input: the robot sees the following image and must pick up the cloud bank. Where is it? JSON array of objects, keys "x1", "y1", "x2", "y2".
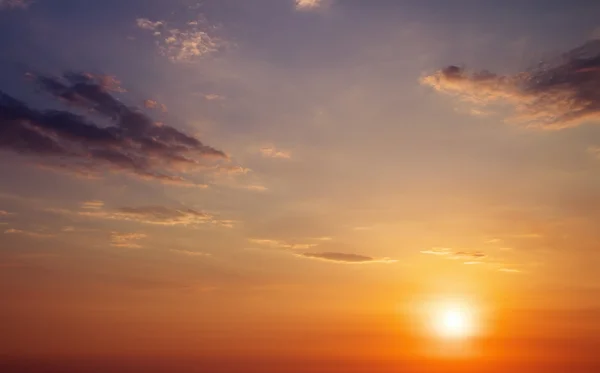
[
  {"x1": 0, "y1": 72, "x2": 227, "y2": 186},
  {"x1": 422, "y1": 40, "x2": 600, "y2": 129}
]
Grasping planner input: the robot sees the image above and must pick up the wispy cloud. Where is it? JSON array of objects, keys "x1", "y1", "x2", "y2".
[
  {"x1": 248, "y1": 238, "x2": 318, "y2": 250},
  {"x1": 136, "y1": 18, "x2": 225, "y2": 62},
  {"x1": 204, "y1": 94, "x2": 225, "y2": 101},
  {"x1": 588, "y1": 146, "x2": 600, "y2": 159},
  {"x1": 420, "y1": 247, "x2": 453, "y2": 256},
  {"x1": 243, "y1": 185, "x2": 268, "y2": 192},
  {"x1": 421, "y1": 248, "x2": 487, "y2": 263},
  {"x1": 76, "y1": 205, "x2": 229, "y2": 227},
  {"x1": 498, "y1": 268, "x2": 522, "y2": 274},
  {"x1": 81, "y1": 200, "x2": 104, "y2": 210},
  {"x1": 170, "y1": 249, "x2": 211, "y2": 257},
  {"x1": 299, "y1": 252, "x2": 396, "y2": 264},
  {"x1": 110, "y1": 232, "x2": 147, "y2": 249},
  {"x1": 260, "y1": 146, "x2": 291, "y2": 159},
  {"x1": 421, "y1": 41, "x2": 600, "y2": 129},
  {"x1": 0, "y1": 72, "x2": 227, "y2": 187},
  {"x1": 4, "y1": 228, "x2": 53, "y2": 238}
]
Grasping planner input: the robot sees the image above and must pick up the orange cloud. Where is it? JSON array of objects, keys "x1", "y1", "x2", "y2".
[
  {"x1": 110, "y1": 232, "x2": 147, "y2": 249},
  {"x1": 136, "y1": 18, "x2": 225, "y2": 62},
  {"x1": 260, "y1": 146, "x2": 291, "y2": 159},
  {"x1": 299, "y1": 252, "x2": 396, "y2": 264},
  {"x1": 295, "y1": 0, "x2": 323, "y2": 11}
]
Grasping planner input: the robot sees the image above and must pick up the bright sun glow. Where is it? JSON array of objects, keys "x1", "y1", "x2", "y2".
[{"x1": 433, "y1": 304, "x2": 475, "y2": 339}]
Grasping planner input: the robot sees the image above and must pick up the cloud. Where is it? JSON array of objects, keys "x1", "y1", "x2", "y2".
[
  {"x1": 4, "y1": 228, "x2": 53, "y2": 238},
  {"x1": 136, "y1": 18, "x2": 163, "y2": 31},
  {"x1": 77, "y1": 206, "x2": 220, "y2": 226},
  {"x1": 0, "y1": 0, "x2": 29, "y2": 9},
  {"x1": 244, "y1": 185, "x2": 268, "y2": 192},
  {"x1": 136, "y1": 18, "x2": 224, "y2": 62},
  {"x1": 81, "y1": 200, "x2": 104, "y2": 210},
  {"x1": 204, "y1": 94, "x2": 224, "y2": 101},
  {"x1": 143, "y1": 99, "x2": 167, "y2": 112},
  {"x1": 0, "y1": 72, "x2": 227, "y2": 186},
  {"x1": 421, "y1": 40, "x2": 600, "y2": 129},
  {"x1": 453, "y1": 251, "x2": 486, "y2": 259},
  {"x1": 110, "y1": 232, "x2": 147, "y2": 249},
  {"x1": 248, "y1": 238, "x2": 318, "y2": 250},
  {"x1": 421, "y1": 248, "x2": 487, "y2": 263},
  {"x1": 295, "y1": 0, "x2": 323, "y2": 11},
  {"x1": 0, "y1": 210, "x2": 11, "y2": 216},
  {"x1": 170, "y1": 249, "x2": 211, "y2": 257},
  {"x1": 498, "y1": 268, "x2": 522, "y2": 274},
  {"x1": 420, "y1": 247, "x2": 453, "y2": 256},
  {"x1": 299, "y1": 252, "x2": 396, "y2": 264},
  {"x1": 588, "y1": 146, "x2": 600, "y2": 159},
  {"x1": 260, "y1": 146, "x2": 291, "y2": 159}
]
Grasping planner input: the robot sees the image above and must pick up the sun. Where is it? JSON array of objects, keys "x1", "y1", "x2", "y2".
[{"x1": 433, "y1": 304, "x2": 474, "y2": 339}]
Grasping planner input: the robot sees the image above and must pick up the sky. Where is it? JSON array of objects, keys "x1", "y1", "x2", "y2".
[{"x1": 1, "y1": 0, "x2": 600, "y2": 372}]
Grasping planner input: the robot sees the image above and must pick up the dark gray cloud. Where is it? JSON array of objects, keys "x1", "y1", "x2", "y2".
[
  {"x1": 300, "y1": 251, "x2": 396, "y2": 264},
  {"x1": 422, "y1": 40, "x2": 600, "y2": 129},
  {"x1": 0, "y1": 72, "x2": 227, "y2": 186}
]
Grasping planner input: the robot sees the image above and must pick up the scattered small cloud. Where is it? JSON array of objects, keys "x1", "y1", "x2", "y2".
[
  {"x1": 81, "y1": 200, "x2": 104, "y2": 210},
  {"x1": 453, "y1": 251, "x2": 486, "y2": 260},
  {"x1": 248, "y1": 238, "x2": 318, "y2": 250},
  {"x1": 311, "y1": 236, "x2": 333, "y2": 241},
  {"x1": 110, "y1": 232, "x2": 147, "y2": 249},
  {"x1": 498, "y1": 268, "x2": 522, "y2": 274},
  {"x1": 299, "y1": 252, "x2": 396, "y2": 264},
  {"x1": 170, "y1": 249, "x2": 211, "y2": 257},
  {"x1": 295, "y1": 0, "x2": 323, "y2": 11},
  {"x1": 353, "y1": 226, "x2": 374, "y2": 231},
  {"x1": 4, "y1": 228, "x2": 53, "y2": 238},
  {"x1": 421, "y1": 248, "x2": 487, "y2": 263},
  {"x1": 421, "y1": 41, "x2": 600, "y2": 129},
  {"x1": 420, "y1": 247, "x2": 453, "y2": 256},
  {"x1": 588, "y1": 146, "x2": 600, "y2": 159},
  {"x1": 76, "y1": 205, "x2": 230, "y2": 227},
  {"x1": 136, "y1": 18, "x2": 226, "y2": 62},
  {"x1": 244, "y1": 185, "x2": 268, "y2": 192},
  {"x1": 485, "y1": 238, "x2": 503, "y2": 244},
  {"x1": 204, "y1": 94, "x2": 224, "y2": 101},
  {"x1": 136, "y1": 18, "x2": 164, "y2": 31},
  {"x1": 260, "y1": 146, "x2": 291, "y2": 159},
  {"x1": 144, "y1": 99, "x2": 168, "y2": 112}
]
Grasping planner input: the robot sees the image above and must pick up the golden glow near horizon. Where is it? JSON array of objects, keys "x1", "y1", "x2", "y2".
[{"x1": 433, "y1": 304, "x2": 474, "y2": 339}]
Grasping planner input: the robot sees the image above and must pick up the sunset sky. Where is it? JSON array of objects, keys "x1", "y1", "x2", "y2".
[{"x1": 1, "y1": 1, "x2": 600, "y2": 372}]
